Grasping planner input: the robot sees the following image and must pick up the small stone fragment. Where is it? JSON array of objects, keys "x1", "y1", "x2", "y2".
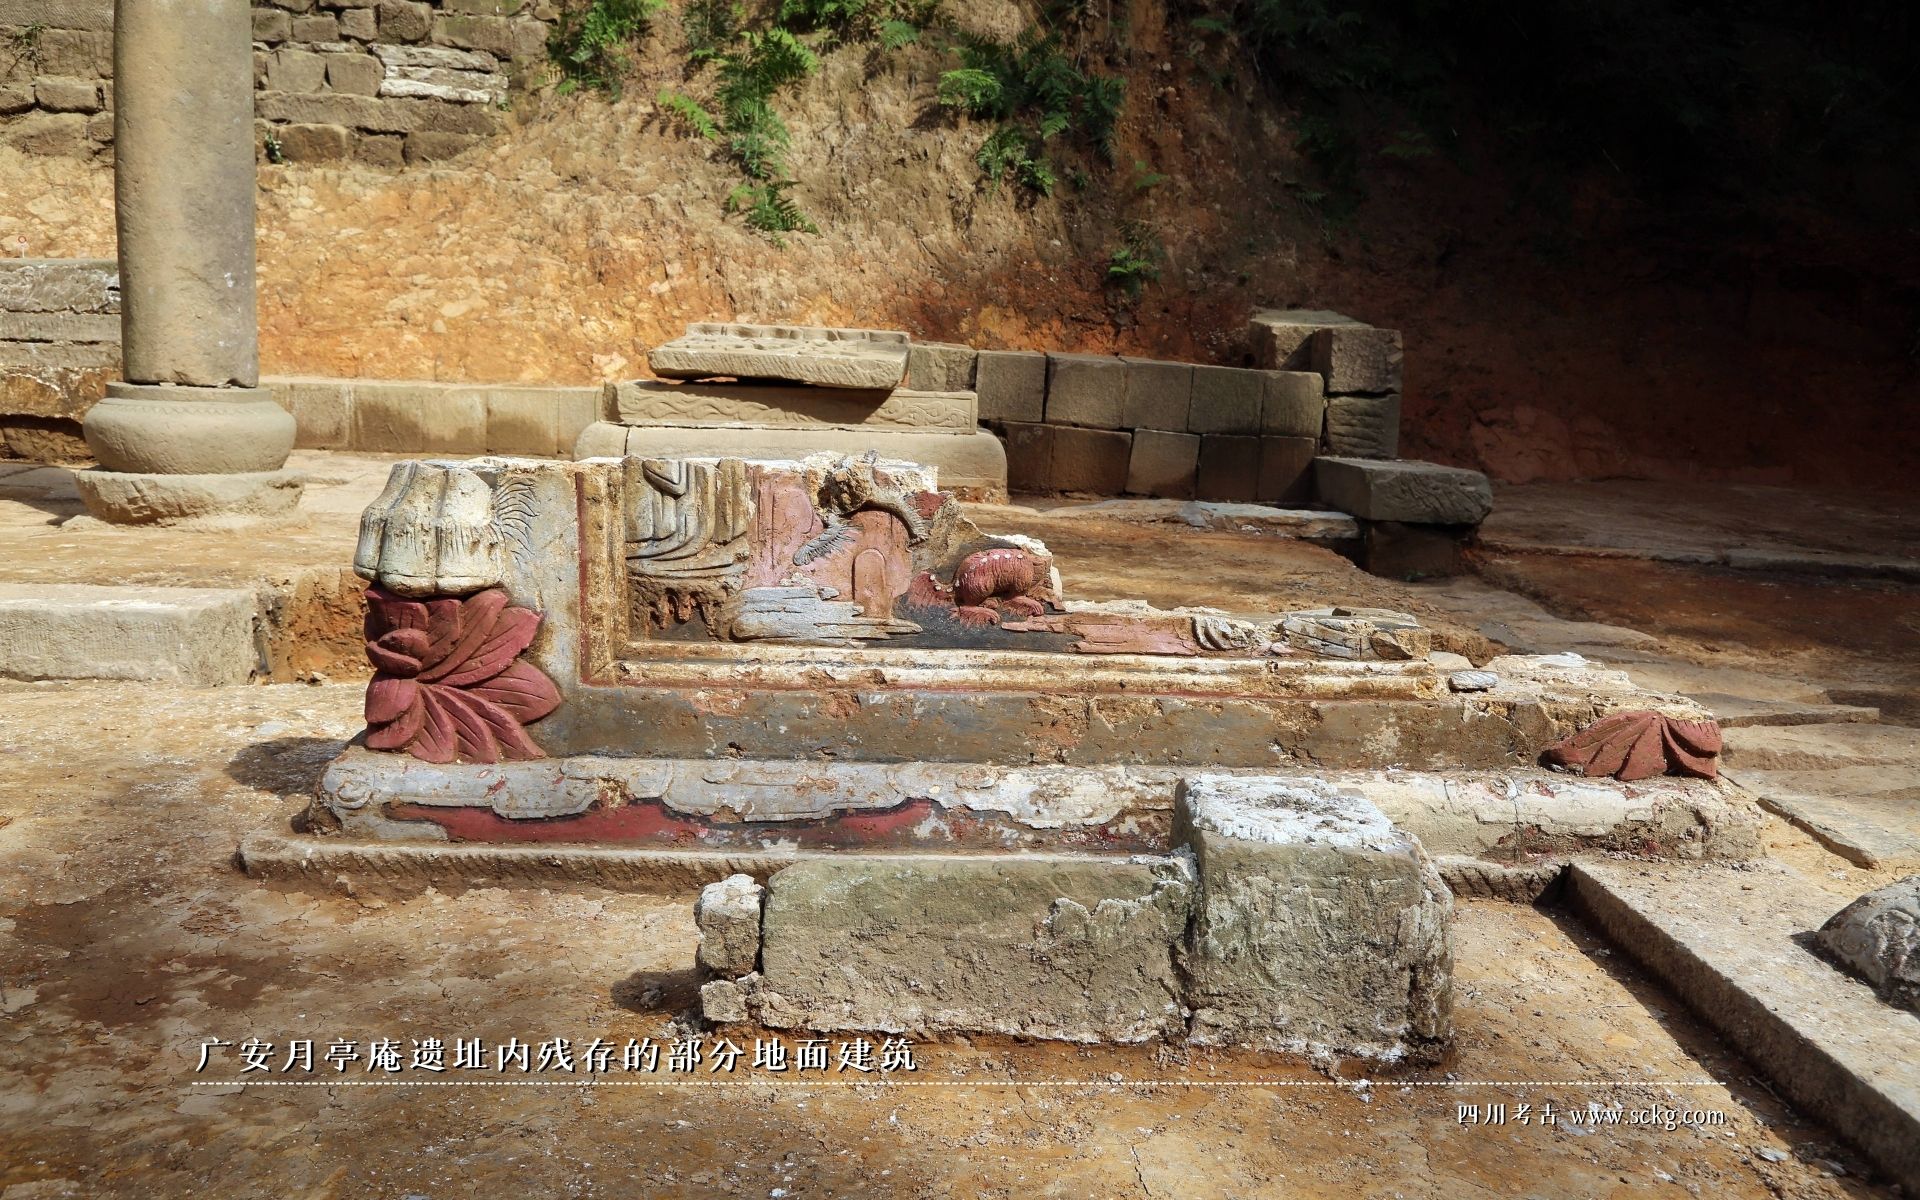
[
  {"x1": 694, "y1": 872, "x2": 764, "y2": 978},
  {"x1": 1818, "y1": 875, "x2": 1919, "y2": 1013},
  {"x1": 1448, "y1": 670, "x2": 1498, "y2": 692}
]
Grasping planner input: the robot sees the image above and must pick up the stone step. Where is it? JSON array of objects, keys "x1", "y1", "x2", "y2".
[
  {"x1": 1724, "y1": 765, "x2": 1920, "y2": 869},
  {"x1": 1568, "y1": 860, "x2": 1920, "y2": 1194},
  {"x1": 1721, "y1": 722, "x2": 1920, "y2": 771},
  {"x1": 0, "y1": 583, "x2": 260, "y2": 685}
]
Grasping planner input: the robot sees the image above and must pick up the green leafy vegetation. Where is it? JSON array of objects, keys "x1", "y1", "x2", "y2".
[
  {"x1": 1105, "y1": 220, "x2": 1163, "y2": 299},
  {"x1": 548, "y1": 0, "x2": 668, "y2": 97}
]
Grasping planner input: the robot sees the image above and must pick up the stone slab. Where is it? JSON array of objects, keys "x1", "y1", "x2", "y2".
[
  {"x1": 1120, "y1": 357, "x2": 1193, "y2": 432},
  {"x1": 1124, "y1": 428, "x2": 1198, "y2": 499},
  {"x1": 1727, "y1": 766, "x2": 1920, "y2": 870},
  {"x1": 1187, "y1": 365, "x2": 1264, "y2": 435},
  {"x1": 1312, "y1": 325, "x2": 1403, "y2": 395},
  {"x1": 999, "y1": 419, "x2": 1052, "y2": 492},
  {"x1": 609, "y1": 379, "x2": 975, "y2": 430},
  {"x1": 1249, "y1": 309, "x2": 1361, "y2": 371},
  {"x1": 1323, "y1": 392, "x2": 1401, "y2": 458},
  {"x1": 905, "y1": 342, "x2": 976, "y2": 392},
  {"x1": 0, "y1": 583, "x2": 257, "y2": 685},
  {"x1": 973, "y1": 349, "x2": 1045, "y2": 424},
  {"x1": 1174, "y1": 775, "x2": 1452, "y2": 1060},
  {"x1": 349, "y1": 380, "x2": 488, "y2": 454},
  {"x1": 1195, "y1": 434, "x2": 1260, "y2": 501},
  {"x1": 574, "y1": 423, "x2": 1009, "y2": 500},
  {"x1": 1722, "y1": 722, "x2": 1920, "y2": 772},
  {"x1": 1038, "y1": 498, "x2": 1357, "y2": 540},
  {"x1": 1261, "y1": 370, "x2": 1325, "y2": 438},
  {"x1": 648, "y1": 323, "x2": 910, "y2": 389},
  {"x1": 72, "y1": 468, "x2": 306, "y2": 526},
  {"x1": 1314, "y1": 457, "x2": 1493, "y2": 525},
  {"x1": 0, "y1": 259, "x2": 119, "y2": 313},
  {"x1": 484, "y1": 385, "x2": 600, "y2": 457},
  {"x1": 1569, "y1": 860, "x2": 1920, "y2": 1195},
  {"x1": 745, "y1": 854, "x2": 1193, "y2": 1042},
  {"x1": 267, "y1": 376, "x2": 352, "y2": 450},
  {"x1": 1256, "y1": 435, "x2": 1315, "y2": 503},
  {"x1": 0, "y1": 311, "x2": 121, "y2": 344},
  {"x1": 1044, "y1": 353, "x2": 1126, "y2": 429},
  {"x1": 1049, "y1": 425, "x2": 1130, "y2": 494}
]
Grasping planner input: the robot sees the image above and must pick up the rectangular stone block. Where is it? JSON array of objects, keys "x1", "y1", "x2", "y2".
[
  {"x1": 1174, "y1": 775, "x2": 1452, "y2": 1058},
  {"x1": 1249, "y1": 309, "x2": 1361, "y2": 370},
  {"x1": 3, "y1": 111, "x2": 87, "y2": 156},
  {"x1": 1194, "y1": 434, "x2": 1259, "y2": 502},
  {"x1": 253, "y1": 6, "x2": 293, "y2": 41},
  {"x1": 338, "y1": 6, "x2": 377, "y2": 38},
  {"x1": 1324, "y1": 392, "x2": 1401, "y2": 459},
  {"x1": 1256, "y1": 435, "x2": 1315, "y2": 503},
  {"x1": 1187, "y1": 365, "x2": 1263, "y2": 434},
  {"x1": 1125, "y1": 429, "x2": 1199, "y2": 499},
  {"x1": 0, "y1": 312, "x2": 119, "y2": 343},
  {"x1": 254, "y1": 90, "x2": 499, "y2": 134},
  {"x1": 0, "y1": 260, "x2": 118, "y2": 314},
  {"x1": 326, "y1": 51, "x2": 385, "y2": 95},
  {"x1": 30, "y1": 29, "x2": 113, "y2": 77},
  {"x1": 1261, "y1": 370, "x2": 1324, "y2": 438},
  {"x1": 1312, "y1": 324, "x2": 1403, "y2": 395},
  {"x1": 376, "y1": 0, "x2": 431, "y2": 40},
  {"x1": 484, "y1": 386, "x2": 601, "y2": 456},
  {"x1": 610, "y1": 380, "x2": 973, "y2": 430},
  {"x1": 265, "y1": 376, "x2": 352, "y2": 449},
  {"x1": 1045, "y1": 352, "x2": 1125, "y2": 429},
  {"x1": 649, "y1": 323, "x2": 910, "y2": 390},
  {"x1": 0, "y1": 0, "x2": 115, "y2": 31},
  {"x1": 1000, "y1": 420, "x2": 1053, "y2": 493},
  {"x1": 349, "y1": 380, "x2": 486, "y2": 453},
  {"x1": 906, "y1": 342, "x2": 976, "y2": 392},
  {"x1": 266, "y1": 48, "x2": 330, "y2": 93},
  {"x1": 1120, "y1": 357, "x2": 1192, "y2": 432},
  {"x1": 1050, "y1": 425, "x2": 1131, "y2": 495},
  {"x1": 1313, "y1": 457, "x2": 1494, "y2": 526},
  {"x1": 34, "y1": 76, "x2": 100, "y2": 113},
  {"x1": 973, "y1": 349, "x2": 1045, "y2": 423},
  {"x1": 746, "y1": 855, "x2": 1193, "y2": 1042},
  {"x1": 431, "y1": 12, "x2": 515, "y2": 54},
  {"x1": 0, "y1": 584, "x2": 258, "y2": 686}
]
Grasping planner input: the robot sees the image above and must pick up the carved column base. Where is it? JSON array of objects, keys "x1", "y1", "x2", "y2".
[
  {"x1": 83, "y1": 382, "x2": 296, "y2": 475},
  {"x1": 73, "y1": 467, "x2": 305, "y2": 526}
]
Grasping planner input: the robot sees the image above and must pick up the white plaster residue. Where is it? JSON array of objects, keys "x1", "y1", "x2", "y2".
[{"x1": 1181, "y1": 775, "x2": 1403, "y2": 851}]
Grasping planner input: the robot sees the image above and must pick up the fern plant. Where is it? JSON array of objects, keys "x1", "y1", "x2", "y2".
[
  {"x1": 936, "y1": 18, "x2": 1125, "y2": 197},
  {"x1": 1106, "y1": 221, "x2": 1163, "y2": 299},
  {"x1": 548, "y1": 0, "x2": 667, "y2": 96}
]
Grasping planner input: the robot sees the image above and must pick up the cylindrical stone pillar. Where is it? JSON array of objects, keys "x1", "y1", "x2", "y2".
[{"x1": 79, "y1": 0, "x2": 301, "y2": 523}]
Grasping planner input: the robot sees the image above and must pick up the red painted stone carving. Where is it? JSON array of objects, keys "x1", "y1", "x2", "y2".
[
  {"x1": 950, "y1": 547, "x2": 1051, "y2": 626},
  {"x1": 1543, "y1": 710, "x2": 1722, "y2": 782},
  {"x1": 363, "y1": 586, "x2": 562, "y2": 764}
]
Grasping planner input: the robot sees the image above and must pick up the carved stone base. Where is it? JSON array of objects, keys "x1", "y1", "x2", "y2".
[{"x1": 73, "y1": 466, "x2": 306, "y2": 526}]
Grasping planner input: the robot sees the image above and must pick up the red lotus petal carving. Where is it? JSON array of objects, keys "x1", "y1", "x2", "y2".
[
  {"x1": 361, "y1": 586, "x2": 561, "y2": 764},
  {"x1": 1544, "y1": 710, "x2": 1722, "y2": 782}
]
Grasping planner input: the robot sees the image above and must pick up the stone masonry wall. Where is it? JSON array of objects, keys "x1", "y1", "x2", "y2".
[
  {"x1": 0, "y1": 258, "x2": 118, "y2": 462},
  {"x1": 0, "y1": 0, "x2": 554, "y2": 166}
]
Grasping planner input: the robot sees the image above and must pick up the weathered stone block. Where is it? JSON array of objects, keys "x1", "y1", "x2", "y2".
[
  {"x1": 3, "y1": 112, "x2": 88, "y2": 156},
  {"x1": 265, "y1": 48, "x2": 333, "y2": 93},
  {"x1": 610, "y1": 379, "x2": 972, "y2": 429},
  {"x1": 1044, "y1": 352, "x2": 1125, "y2": 429},
  {"x1": 377, "y1": 0, "x2": 432, "y2": 41},
  {"x1": 1256, "y1": 435, "x2": 1315, "y2": 503},
  {"x1": 695, "y1": 873, "x2": 764, "y2": 978},
  {"x1": 649, "y1": 323, "x2": 910, "y2": 390},
  {"x1": 1174, "y1": 775, "x2": 1453, "y2": 1059},
  {"x1": 354, "y1": 131, "x2": 405, "y2": 167},
  {"x1": 906, "y1": 341, "x2": 976, "y2": 392},
  {"x1": 1000, "y1": 419, "x2": 1052, "y2": 493},
  {"x1": 326, "y1": 52, "x2": 384, "y2": 95},
  {"x1": 1051, "y1": 426, "x2": 1130, "y2": 494},
  {"x1": 30, "y1": 29, "x2": 113, "y2": 78},
  {"x1": 1261, "y1": 370, "x2": 1325, "y2": 438},
  {"x1": 1312, "y1": 324, "x2": 1403, "y2": 395},
  {"x1": 1120, "y1": 357, "x2": 1192, "y2": 432},
  {"x1": 1249, "y1": 309, "x2": 1361, "y2": 371},
  {"x1": 34, "y1": 76, "x2": 100, "y2": 113},
  {"x1": 1194, "y1": 434, "x2": 1259, "y2": 502},
  {"x1": 0, "y1": 583, "x2": 258, "y2": 686},
  {"x1": 349, "y1": 381, "x2": 486, "y2": 453},
  {"x1": 403, "y1": 130, "x2": 482, "y2": 162},
  {"x1": 974, "y1": 349, "x2": 1045, "y2": 423},
  {"x1": 0, "y1": 416, "x2": 89, "y2": 464},
  {"x1": 0, "y1": 85, "x2": 32, "y2": 116},
  {"x1": 1324, "y1": 392, "x2": 1401, "y2": 459},
  {"x1": 1187, "y1": 365, "x2": 1263, "y2": 435},
  {"x1": 274, "y1": 123, "x2": 352, "y2": 162},
  {"x1": 507, "y1": 17, "x2": 547, "y2": 61},
  {"x1": 268, "y1": 377, "x2": 352, "y2": 449},
  {"x1": 748, "y1": 855, "x2": 1193, "y2": 1042},
  {"x1": 1360, "y1": 522, "x2": 1468, "y2": 579},
  {"x1": 253, "y1": 6, "x2": 293, "y2": 41},
  {"x1": 292, "y1": 12, "x2": 341, "y2": 41},
  {"x1": 1313, "y1": 457, "x2": 1493, "y2": 526},
  {"x1": 0, "y1": 260, "x2": 118, "y2": 314},
  {"x1": 1126, "y1": 428, "x2": 1198, "y2": 499},
  {"x1": 432, "y1": 12, "x2": 515, "y2": 55},
  {"x1": 337, "y1": 5, "x2": 377, "y2": 39},
  {"x1": 1819, "y1": 877, "x2": 1920, "y2": 1012},
  {"x1": 484, "y1": 385, "x2": 599, "y2": 456},
  {"x1": 0, "y1": 312, "x2": 121, "y2": 343},
  {"x1": 443, "y1": 0, "x2": 526, "y2": 13},
  {"x1": 256, "y1": 91, "x2": 498, "y2": 133},
  {"x1": 0, "y1": 0, "x2": 114, "y2": 31}
]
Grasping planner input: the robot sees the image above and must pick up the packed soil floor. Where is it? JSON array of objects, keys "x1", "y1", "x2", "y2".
[{"x1": 1, "y1": 460, "x2": 1915, "y2": 1197}]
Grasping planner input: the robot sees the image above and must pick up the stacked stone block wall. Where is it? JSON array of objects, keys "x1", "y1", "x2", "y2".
[
  {"x1": 966, "y1": 312, "x2": 1402, "y2": 502},
  {"x1": 1, "y1": 0, "x2": 554, "y2": 165},
  {"x1": 0, "y1": 258, "x2": 118, "y2": 462}
]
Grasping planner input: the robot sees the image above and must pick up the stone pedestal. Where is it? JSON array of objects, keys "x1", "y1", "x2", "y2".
[{"x1": 79, "y1": 0, "x2": 301, "y2": 524}]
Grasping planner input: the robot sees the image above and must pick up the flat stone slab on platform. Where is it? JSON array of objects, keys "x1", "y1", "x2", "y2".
[
  {"x1": 0, "y1": 582, "x2": 258, "y2": 685},
  {"x1": 1727, "y1": 765, "x2": 1920, "y2": 869},
  {"x1": 1315, "y1": 457, "x2": 1494, "y2": 526},
  {"x1": 609, "y1": 379, "x2": 975, "y2": 429},
  {"x1": 647, "y1": 323, "x2": 911, "y2": 390},
  {"x1": 1569, "y1": 860, "x2": 1920, "y2": 1195},
  {"x1": 1032, "y1": 497, "x2": 1359, "y2": 540}
]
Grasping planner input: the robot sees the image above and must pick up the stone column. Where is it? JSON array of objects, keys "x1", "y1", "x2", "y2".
[{"x1": 77, "y1": 0, "x2": 302, "y2": 524}]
